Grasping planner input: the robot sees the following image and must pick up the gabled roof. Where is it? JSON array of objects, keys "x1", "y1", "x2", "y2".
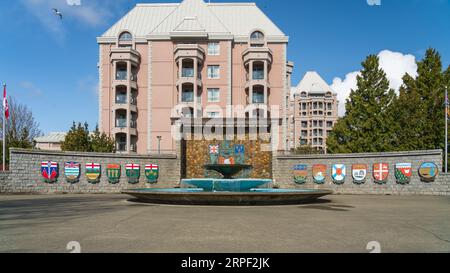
[
  {"x1": 99, "y1": 0, "x2": 287, "y2": 41},
  {"x1": 296, "y1": 71, "x2": 334, "y2": 95},
  {"x1": 34, "y1": 132, "x2": 67, "y2": 143}
]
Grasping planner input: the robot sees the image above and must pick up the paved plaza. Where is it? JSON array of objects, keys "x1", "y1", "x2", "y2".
[{"x1": 0, "y1": 194, "x2": 449, "y2": 253}]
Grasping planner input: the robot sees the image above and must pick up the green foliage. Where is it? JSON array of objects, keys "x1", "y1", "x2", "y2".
[
  {"x1": 61, "y1": 122, "x2": 115, "y2": 153},
  {"x1": 292, "y1": 145, "x2": 324, "y2": 155},
  {"x1": 90, "y1": 126, "x2": 116, "y2": 153},
  {"x1": 327, "y1": 48, "x2": 450, "y2": 159},
  {"x1": 61, "y1": 122, "x2": 91, "y2": 152},
  {"x1": 327, "y1": 55, "x2": 397, "y2": 153}
]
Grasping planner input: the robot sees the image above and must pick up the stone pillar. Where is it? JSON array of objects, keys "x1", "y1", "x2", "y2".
[
  {"x1": 249, "y1": 61, "x2": 253, "y2": 109},
  {"x1": 194, "y1": 58, "x2": 198, "y2": 118},
  {"x1": 264, "y1": 60, "x2": 268, "y2": 105}
]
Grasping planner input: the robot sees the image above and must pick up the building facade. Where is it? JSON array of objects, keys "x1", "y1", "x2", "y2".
[
  {"x1": 291, "y1": 71, "x2": 338, "y2": 152},
  {"x1": 97, "y1": 0, "x2": 292, "y2": 154}
]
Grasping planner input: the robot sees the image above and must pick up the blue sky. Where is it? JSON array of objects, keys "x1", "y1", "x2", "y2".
[{"x1": 0, "y1": 0, "x2": 449, "y2": 133}]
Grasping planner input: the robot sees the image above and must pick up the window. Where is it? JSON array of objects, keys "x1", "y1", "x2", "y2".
[
  {"x1": 207, "y1": 88, "x2": 220, "y2": 102},
  {"x1": 119, "y1": 32, "x2": 133, "y2": 41},
  {"x1": 252, "y1": 89, "x2": 264, "y2": 104},
  {"x1": 207, "y1": 66, "x2": 220, "y2": 79},
  {"x1": 182, "y1": 88, "x2": 194, "y2": 102},
  {"x1": 251, "y1": 31, "x2": 264, "y2": 40},
  {"x1": 208, "y1": 43, "x2": 220, "y2": 56},
  {"x1": 327, "y1": 121, "x2": 333, "y2": 128},
  {"x1": 207, "y1": 112, "x2": 220, "y2": 118}
]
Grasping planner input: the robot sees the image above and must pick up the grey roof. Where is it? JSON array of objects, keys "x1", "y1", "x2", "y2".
[
  {"x1": 34, "y1": 132, "x2": 67, "y2": 143},
  {"x1": 100, "y1": 0, "x2": 286, "y2": 40},
  {"x1": 295, "y1": 71, "x2": 335, "y2": 95}
]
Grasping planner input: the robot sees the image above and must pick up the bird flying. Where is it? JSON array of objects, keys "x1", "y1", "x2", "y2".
[{"x1": 52, "y1": 8, "x2": 63, "y2": 20}]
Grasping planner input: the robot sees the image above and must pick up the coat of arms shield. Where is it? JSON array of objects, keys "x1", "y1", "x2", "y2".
[
  {"x1": 145, "y1": 164, "x2": 159, "y2": 184},
  {"x1": 106, "y1": 164, "x2": 121, "y2": 184},
  {"x1": 395, "y1": 163, "x2": 412, "y2": 184},
  {"x1": 64, "y1": 162, "x2": 80, "y2": 183},
  {"x1": 293, "y1": 164, "x2": 308, "y2": 184},
  {"x1": 41, "y1": 161, "x2": 58, "y2": 183},
  {"x1": 126, "y1": 163, "x2": 140, "y2": 184},
  {"x1": 418, "y1": 162, "x2": 438, "y2": 183},
  {"x1": 352, "y1": 164, "x2": 367, "y2": 184},
  {"x1": 209, "y1": 144, "x2": 219, "y2": 164},
  {"x1": 234, "y1": 145, "x2": 245, "y2": 164},
  {"x1": 312, "y1": 164, "x2": 327, "y2": 184},
  {"x1": 86, "y1": 163, "x2": 101, "y2": 184},
  {"x1": 332, "y1": 164, "x2": 346, "y2": 184},
  {"x1": 373, "y1": 163, "x2": 389, "y2": 184}
]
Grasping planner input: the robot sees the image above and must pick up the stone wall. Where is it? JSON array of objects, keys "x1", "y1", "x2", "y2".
[
  {"x1": 273, "y1": 150, "x2": 450, "y2": 196},
  {"x1": 0, "y1": 148, "x2": 181, "y2": 194}
]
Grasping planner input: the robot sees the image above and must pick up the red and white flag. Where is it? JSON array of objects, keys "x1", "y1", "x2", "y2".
[{"x1": 3, "y1": 85, "x2": 9, "y2": 120}]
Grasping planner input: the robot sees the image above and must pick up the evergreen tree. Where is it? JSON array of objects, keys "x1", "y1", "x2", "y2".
[
  {"x1": 327, "y1": 55, "x2": 396, "y2": 153},
  {"x1": 61, "y1": 122, "x2": 91, "y2": 152},
  {"x1": 392, "y1": 49, "x2": 447, "y2": 151},
  {"x1": 90, "y1": 125, "x2": 115, "y2": 153}
]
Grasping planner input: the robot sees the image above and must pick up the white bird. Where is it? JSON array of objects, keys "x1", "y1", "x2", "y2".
[{"x1": 52, "y1": 8, "x2": 63, "y2": 20}]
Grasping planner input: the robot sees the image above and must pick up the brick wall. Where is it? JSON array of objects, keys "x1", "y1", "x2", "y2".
[
  {"x1": 1, "y1": 148, "x2": 181, "y2": 194},
  {"x1": 273, "y1": 150, "x2": 450, "y2": 196}
]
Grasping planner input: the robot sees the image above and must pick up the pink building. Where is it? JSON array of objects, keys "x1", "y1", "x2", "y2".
[{"x1": 98, "y1": 0, "x2": 292, "y2": 154}]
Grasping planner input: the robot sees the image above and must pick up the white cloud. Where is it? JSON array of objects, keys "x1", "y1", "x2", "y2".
[
  {"x1": 331, "y1": 50, "x2": 418, "y2": 116},
  {"x1": 19, "y1": 0, "x2": 126, "y2": 42},
  {"x1": 18, "y1": 81, "x2": 43, "y2": 97}
]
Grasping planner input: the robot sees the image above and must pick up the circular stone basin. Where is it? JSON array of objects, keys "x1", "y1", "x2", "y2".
[{"x1": 122, "y1": 188, "x2": 332, "y2": 206}]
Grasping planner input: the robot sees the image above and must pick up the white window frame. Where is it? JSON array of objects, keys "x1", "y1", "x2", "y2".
[
  {"x1": 208, "y1": 42, "x2": 220, "y2": 56},
  {"x1": 207, "y1": 65, "x2": 220, "y2": 79},
  {"x1": 207, "y1": 88, "x2": 220, "y2": 103}
]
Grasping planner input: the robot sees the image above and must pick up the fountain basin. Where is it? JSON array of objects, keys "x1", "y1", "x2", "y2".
[
  {"x1": 181, "y1": 178, "x2": 272, "y2": 192},
  {"x1": 204, "y1": 164, "x2": 252, "y2": 179},
  {"x1": 123, "y1": 188, "x2": 333, "y2": 206}
]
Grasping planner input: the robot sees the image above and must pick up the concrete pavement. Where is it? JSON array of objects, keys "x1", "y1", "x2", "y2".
[{"x1": 0, "y1": 194, "x2": 449, "y2": 253}]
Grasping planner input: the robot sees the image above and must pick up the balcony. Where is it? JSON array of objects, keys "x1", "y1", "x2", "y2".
[
  {"x1": 243, "y1": 47, "x2": 273, "y2": 66},
  {"x1": 110, "y1": 47, "x2": 141, "y2": 65},
  {"x1": 115, "y1": 94, "x2": 127, "y2": 104},
  {"x1": 174, "y1": 44, "x2": 205, "y2": 64}
]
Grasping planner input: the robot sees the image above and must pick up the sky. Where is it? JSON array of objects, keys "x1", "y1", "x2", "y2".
[{"x1": 0, "y1": 0, "x2": 449, "y2": 133}]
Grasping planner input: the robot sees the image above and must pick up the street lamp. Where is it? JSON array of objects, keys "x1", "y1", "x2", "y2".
[{"x1": 157, "y1": 136, "x2": 162, "y2": 154}]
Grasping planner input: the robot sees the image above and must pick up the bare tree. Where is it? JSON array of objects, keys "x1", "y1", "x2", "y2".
[{"x1": 0, "y1": 97, "x2": 42, "y2": 152}]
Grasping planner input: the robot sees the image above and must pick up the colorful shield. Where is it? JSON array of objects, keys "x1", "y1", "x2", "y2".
[
  {"x1": 145, "y1": 164, "x2": 159, "y2": 184},
  {"x1": 352, "y1": 164, "x2": 367, "y2": 184},
  {"x1": 293, "y1": 164, "x2": 308, "y2": 184},
  {"x1": 312, "y1": 164, "x2": 327, "y2": 184},
  {"x1": 41, "y1": 161, "x2": 58, "y2": 183},
  {"x1": 64, "y1": 162, "x2": 80, "y2": 183},
  {"x1": 332, "y1": 164, "x2": 346, "y2": 184},
  {"x1": 106, "y1": 164, "x2": 121, "y2": 184},
  {"x1": 395, "y1": 163, "x2": 412, "y2": 184},
  {"x1": 126, "y1": 163, "x2": 140, "y2": 184},
  {"x1": 234, "y1": 145, "x2": 245, "y2": 164},
  {"x1": 209, "y1": 144, "x2": 219, "y2": 164},
  {"x1": 86, "y1": 163, "x2": 101, "y2": 184},
  {"x1": 418, "y1": 162, "x2": 439, "y2": 183},
  {"x1": 373, "y1": 163, "x2": 389, "y2": 184}
]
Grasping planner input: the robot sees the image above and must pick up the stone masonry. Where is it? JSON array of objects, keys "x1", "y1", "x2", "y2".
[
  {"x1": 0, "y1": 148, "x2": 181, "y2": 194},
  {"x1": 273, "y1": 150, "x2": 450, "y2": 196}
]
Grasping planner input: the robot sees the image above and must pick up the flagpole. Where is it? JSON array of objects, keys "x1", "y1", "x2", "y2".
[
  {"x1": 2, "y1": 84, "x2": 5, "y2": 172},
  {"x1": 446, "y1": 88, "x2": 448, "y2": 174}
]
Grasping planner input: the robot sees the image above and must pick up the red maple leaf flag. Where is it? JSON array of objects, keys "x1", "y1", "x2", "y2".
[{"x1": 3, "y1": 85, "x2": 9, "y2": 120}]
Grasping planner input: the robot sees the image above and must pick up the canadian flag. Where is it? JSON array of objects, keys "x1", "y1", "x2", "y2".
[{"x1": 3, "y1": 85, "x2": 9, "y2": 120}]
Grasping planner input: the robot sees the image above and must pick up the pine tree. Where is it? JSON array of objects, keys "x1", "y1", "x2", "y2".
[
  {"x1": 90, "y1": 125, "x2": 116, "y2": 153},
  {"x1": 392, "y1": 49, "x2": 447, "y2": 151},
  {"x1": 327, "y1": 55, "x2": 396, "y2": 153},
  {"x1": 61, "y1": 122, "x2": 91, "y2": 152}
]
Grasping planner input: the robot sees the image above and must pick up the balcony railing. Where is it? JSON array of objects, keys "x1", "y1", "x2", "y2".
[
  {"x1": 116, "y1": 70, "x2": 127, "y2": 80},
  {"x1": 117, "y1": 142, "x2": 127, "y2": 152},
  {"x1": 116, "y1": 119, "x2": 127, "y2": 128},
  {"x1": 115, "y1": 95, "x2": 127, "y2": 104},
  {"x1": 130, "y1": 121, "x2": 137, "y2": 129},
  {"x1": 182, "y1": 92, "x2": 194, "y2": 103},
  {"x1": 182, "y1": 68, "x2": 194, "y2": 78},
  {"x1": 252, "y1": 70, "x2": 264, "y2": 80},
  {"x1": 252, "y1": 93, "x2": 265, "y2": 104}
]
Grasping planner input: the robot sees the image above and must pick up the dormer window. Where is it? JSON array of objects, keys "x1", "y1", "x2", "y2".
[
  {"x1": 118, "y1": 32, "x2": 133, "y2": 48},
  {"x1": 250, "y1": 31, "x2": 265, "y2": 47}
]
